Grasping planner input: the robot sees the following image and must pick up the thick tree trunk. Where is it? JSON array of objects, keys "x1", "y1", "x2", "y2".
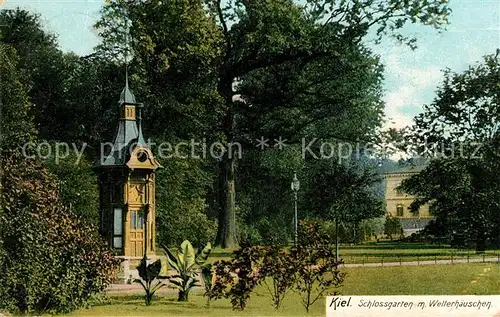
[
  {"x1": 214, "y1": 73, "x2": 239, "y2": 249},
  {"x1": 215, "y1": 153, "x2": 238, "y2": 248},
  {"x1": 178, "y1": 290, "x2": 188, "y2": 301}
]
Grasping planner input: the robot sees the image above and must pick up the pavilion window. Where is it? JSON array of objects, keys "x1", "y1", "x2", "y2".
[
  {"x1": 113, "y1": 207, "x2": 123, "y2": 248},
  {"x1": 150, "y1": 222, "x2": 154, "y2": 250},
  {"x1": 130, "y1": 210, "x2": 143, "y2": 230},
  {"x1": 131, "y1": 211, "x2": 137, "y2": 230},
  {"x1": 137, "y1": 213, "x2": 144, "y2": 229}
]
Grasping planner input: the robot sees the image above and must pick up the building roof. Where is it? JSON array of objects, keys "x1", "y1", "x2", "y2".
[
  {"x1": 119, "y1": 81, "x2": 136, "y2": 104},
  {"x1": 95, "y1": 78, "x2": 151, "y2": 168},
  {"x1": 97, "y1": 121, "x2": 139, "y2": 167},
  {"x1": 384, "y1": 165, "x2": 425, "y2": 176}
]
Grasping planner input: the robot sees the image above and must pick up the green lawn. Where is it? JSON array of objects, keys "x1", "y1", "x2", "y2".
[
  {"x1": 159, "y1": 243, "x2": 500, "y2": 265},
  {"x1": 338, "y1": 242, "x2": 500, "y2": 264},
  {"x1": 341, "y1": 263, "x2": 500, "y2": 295},
  {"x1": 203, "y1": 243, "x2": 500, "y2": 265},
  {"x1": 68, "y1": 263, "x2": 500, "y2": 317}
]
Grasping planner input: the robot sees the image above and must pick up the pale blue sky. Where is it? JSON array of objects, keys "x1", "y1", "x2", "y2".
[{"x1": 2, "y1": 0, "x2": 499, "y2": 129}]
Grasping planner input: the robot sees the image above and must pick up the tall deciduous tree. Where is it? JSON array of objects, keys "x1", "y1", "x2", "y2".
[
  {"x1": 96, "y1": 0, "x2": 451, "y2": 248},
  {"x1": 0, "y1": 9, "x2": 123, "y2": 147},
  {"x1": 60, "y1": 53, "x2": 128, "y2": 149},
  {"x1": 401, "y1": 54, "x2": 500, "y2": 251},
  {"x1": 306, "y1": 159, "x2": 385, "y2": 234},
  {"x1": 0, "y1": 43, "x2": 36, "y2": 150},
  {"x1": 0, "y1": 9, "x2": 68, "y2": 141}
]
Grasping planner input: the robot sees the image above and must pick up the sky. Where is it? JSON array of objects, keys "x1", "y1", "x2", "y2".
[{"x1": 1, "y1": 0, "x2": 499, "y2": 130}]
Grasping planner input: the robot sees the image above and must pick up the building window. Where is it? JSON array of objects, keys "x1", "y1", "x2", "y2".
[
  {"x1": 396, "y1": 204, "x2": 404, "y2": 217},
  {"x1": 396, "y1": 187, "x2": 404, "y2": 196},
  {"x1": 138, "y1": 213, "x2": 144, "y2": 229},
  {"x1": 113, "y1": 208, "x2": 123, "y2": 248},
  {"x1": 130, "y1": 210, "x2": 144, "y2": 230},
  {"x1": 131, "y1": 211, "x2": 137, "y2": 230},
  {"x1": 130, "y1": 171, "x2": 146, "y2": 182}
]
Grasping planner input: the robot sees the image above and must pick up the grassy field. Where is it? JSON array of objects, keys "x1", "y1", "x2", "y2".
[
  {"x1": 337, "y1": 242, "x2": 500, "y2": 264},
  {"x1": 204, "y1": 242, "x2": 500, "y2": 265},
  {"x1": 341, "y1": 263, "x2": 500, "y2": 295},
  {"x1": 68, "y1": 263, "x2": 500, "y2": 317}
]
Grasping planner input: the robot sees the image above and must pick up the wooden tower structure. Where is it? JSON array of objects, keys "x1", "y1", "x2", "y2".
[{"x1": 95, "y1": 78, "x2": 160, "y2": 257}]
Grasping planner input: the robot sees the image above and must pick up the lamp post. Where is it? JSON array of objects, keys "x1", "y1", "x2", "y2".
[
  {"x1": 144, "y1": 176, "x2": 150, "y2": 258},
  {"x1": 291, "y1": 172, "x2": 300, "y2": 246}
]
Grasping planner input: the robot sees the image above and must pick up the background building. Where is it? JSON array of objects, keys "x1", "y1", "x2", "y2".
[{"x1": 384, "y1": 166, "x2": 433, "y2": 236}]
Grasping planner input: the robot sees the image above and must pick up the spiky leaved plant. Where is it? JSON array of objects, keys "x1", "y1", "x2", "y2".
[
  {"x1": 162, "y1": 240, "x2": 211, "y2": 301},
  {"x1": 135, "y1": 256, "x2": 167, "y2": 306}
]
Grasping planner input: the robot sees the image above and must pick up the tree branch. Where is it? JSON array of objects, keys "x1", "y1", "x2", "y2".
[
  {"x1": 231, "y1": 49, "x2": 334, "y2": 79},
  {"x1": 216, "y1": 0, "x2": 231, "y2": 52}
]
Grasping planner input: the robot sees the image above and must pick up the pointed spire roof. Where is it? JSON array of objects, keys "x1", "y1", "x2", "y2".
[
  {"x1": 94, "y1": 76, "x2": 139, "y2": 168},
  {"x1": 136, "y1": 103, "x2": 147, "y2": 146},
  {"x1": 94, "y1": 19, "x2": 159, "y2": 169},
  {"x1": 119, "y1": 71, "x2": 136, "y2": 104}
]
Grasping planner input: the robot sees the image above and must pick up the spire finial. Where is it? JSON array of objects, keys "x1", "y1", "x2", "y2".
[
  {"x1": 125, "y1": 65, "x2": 129, "y2": 89},
  {"x1": 119, "y1": 16, "x2": 135, "y2": 104},
  {"x1": 124, "y1": 17, "x2": 129, "y2": 89}
]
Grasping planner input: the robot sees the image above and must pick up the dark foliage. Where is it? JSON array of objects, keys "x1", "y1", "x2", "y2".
[
  {"x1": 211, "y1": 221, "x2": 344, "y2": 312},
  {"x1": 0, "y1": 154, "x2": 120, "y2": 314},
  {"x1": 291, "y1": 220, "x2": 345, "y2": 312},
  {"x1": 384, "y1": 215, "x2": 404, "y2": 241}
]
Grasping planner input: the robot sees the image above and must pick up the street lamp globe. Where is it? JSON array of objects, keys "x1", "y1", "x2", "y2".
[{"x1": 291, "y1": 173, "x2": 300, "y2": 191}]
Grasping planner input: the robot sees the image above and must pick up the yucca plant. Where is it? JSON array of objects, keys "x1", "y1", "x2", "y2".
[
  {"x1": 162, "y1": 240, "x2": 211, "y2": 301},
  {"x1": 135, "y1": 256, "x2": 167, "y2": 306}
]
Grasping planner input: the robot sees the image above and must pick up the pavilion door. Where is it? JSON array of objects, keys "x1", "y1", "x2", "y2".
[{"x1": 129, "y1": 209, "x2": 145, "y2": 257}]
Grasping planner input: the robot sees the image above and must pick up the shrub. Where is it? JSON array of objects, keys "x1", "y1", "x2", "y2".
[
  {"x1": 359, "y1": 218, "x2": 385, "y2": 241},
  {"x1": 238, "y1": 225, "x2": 262, "y2": 246},
  {"x1": 0, "y1": 154, "x2": 120, "y2": 314},
  {"x1": 259, "y1": 245, "x2": 296, "y2": 310},
  {"x1": 211, "y1": 221, "x2": 345, "y2": 312},
  {"x1": 384, "y1": 215, "x2": 404, "y2": 240},
  {"x1": 211, "y1": 243, "x2": 264, "y2": 311},
  {"x1": 291, "y1": 220, "x2": 345, "y2": 312},
  {"x1": 157, "y1": 197, "x2": 216, "y2": 248},
  {"x1": 201, "y1": 263, "x2": 214, "y2": 308}
]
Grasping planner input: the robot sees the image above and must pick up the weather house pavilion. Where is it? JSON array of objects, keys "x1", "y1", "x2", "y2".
[{"x1": 94, "y1": 77, "x2": 160, "y2": 264}]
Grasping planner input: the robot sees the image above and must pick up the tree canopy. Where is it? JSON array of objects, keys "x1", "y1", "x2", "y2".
[
  {"x1": 96, "y1": 0, "x2": 451, "y2": 248},
  {"x1": 401, "y1": 53, "x2": 500, "y2": 250}
]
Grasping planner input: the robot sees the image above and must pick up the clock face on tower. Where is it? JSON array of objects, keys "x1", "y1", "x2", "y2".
[
  {"x1": 126, "y1": 147, "x2": 160, "y2": 170},
  {"x1": 137, "y1": 151, "x2": 148, "y2": 162}
]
